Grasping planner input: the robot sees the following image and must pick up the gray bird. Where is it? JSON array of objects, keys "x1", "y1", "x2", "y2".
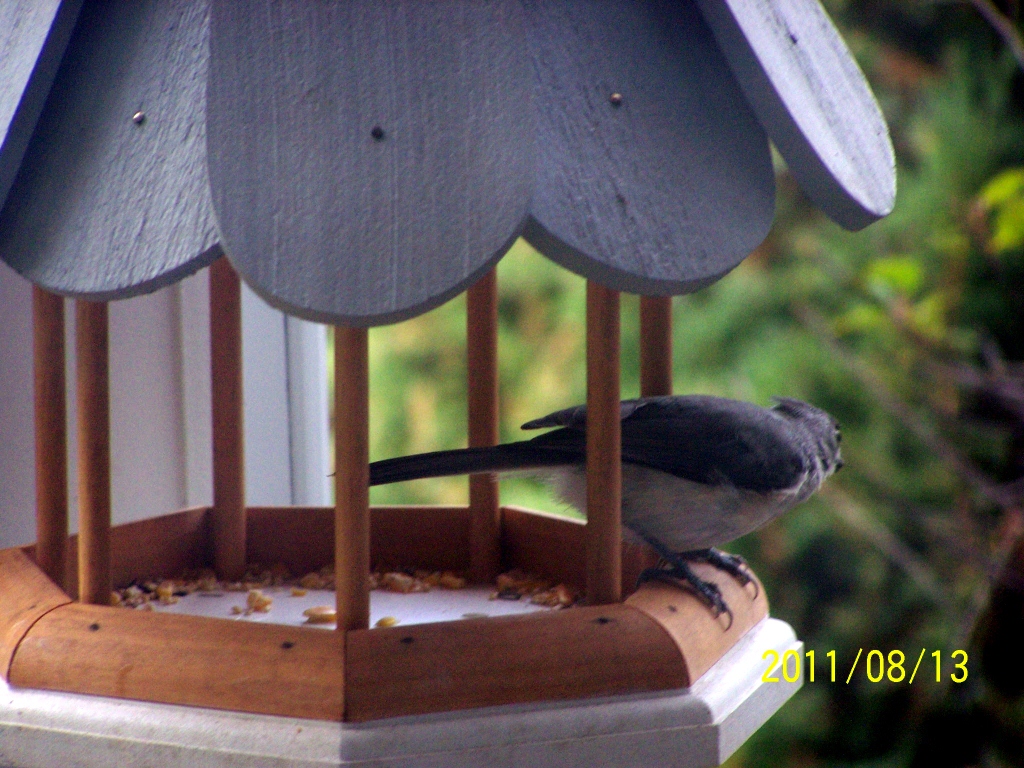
[{"x1": 370, "y1": 395, "x2": 843, "y2": 618}]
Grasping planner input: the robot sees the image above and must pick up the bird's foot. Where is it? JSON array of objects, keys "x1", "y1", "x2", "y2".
[
  {"x1": 637, "y1": 561, "x2": 733, "y2": 629},
  {"x1": 684, "y1": 548, "x2": 758, "y2": 598}
]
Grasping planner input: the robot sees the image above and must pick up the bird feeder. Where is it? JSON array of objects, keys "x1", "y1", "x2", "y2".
[{"x1": 0, "y1": 0, "x2": 893, "y2": 764}]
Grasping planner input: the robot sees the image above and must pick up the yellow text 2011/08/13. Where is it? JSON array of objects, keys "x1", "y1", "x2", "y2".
[{"x1": 761, "y1": 648, "x2": 969, "y2": 685}]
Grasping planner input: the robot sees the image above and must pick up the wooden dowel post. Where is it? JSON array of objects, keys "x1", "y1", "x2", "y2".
[
  {"x1": 210, "y1": 258, "x2": 246, "y2": 581},
  {"x1": 75, "y1": 300, "x2": 110, "y2": 605},
  {"x1": 640, "y1": 296, "x2": 673, "y2": 398},
  {"x1": 335, "y1": 326, "x2": 370, "y2": 631},
  {"x1": 585, "y1": 282, "x2": 621, "y2": 605},
  {"x1": 636, "y1": 296, "x2": 671, "y2": 574},
  {"x1": 33, "y1": 287, "x2": 67, "y2": 590},
  {"x1": 467, "y1": 269, "x2": 500, "y2": 583}
]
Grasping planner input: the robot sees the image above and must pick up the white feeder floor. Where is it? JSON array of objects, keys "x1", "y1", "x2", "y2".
[{"x1": 143, "y1": 585, "x2": 555, "y2": 629}]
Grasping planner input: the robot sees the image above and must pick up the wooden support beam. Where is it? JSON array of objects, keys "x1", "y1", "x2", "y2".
[
  {"x1": 585, "y1": 282, "x2": 621, "y2": 605},
  {"x1": 467, "y1": 268, "x2": 500, "y2": 583},
  {"x1": 75, "y1": 300, "x2": 110, "y2": 605},
  {"x1": 334, "y1": 326, "x2": 369, "y2": 632},
  {"x1": 209, "y1": 258, "x2": 246, "y2": 581},
  {"x1": 32, "y1": 287, "x2": 67, "y2": 590},
  {"x1": 640, "y1": 296, "x2": 673, "y2": 398}
]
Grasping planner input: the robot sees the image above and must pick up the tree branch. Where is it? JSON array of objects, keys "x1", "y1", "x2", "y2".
[
  {"x1": 968, "y1": 0, "x2": 1024, "y2": 73},
  {"x1": 821, "y1": 486, "x2": 949, "y2": 606},
  {"x1": 794, "y1": 304, "x2": 1018, "y2": 507}
]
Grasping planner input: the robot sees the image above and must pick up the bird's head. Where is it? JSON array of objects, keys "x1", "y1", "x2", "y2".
[{"x1": 770, "y1": 397, "x2": 843, "y2": 477}]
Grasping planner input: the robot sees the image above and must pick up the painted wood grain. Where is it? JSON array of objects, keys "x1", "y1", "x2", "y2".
[
  {"x1": 244, "y1": 507, "x2": 336, "y2": 577},
  {"x1": 35, "y1": 497, "x2": 661, "y2": 597},
  {"x1": 640, "y1": 296, "x2": 673, "y2": 398},
  {"x1": 209, "y1": 258, "x2": 246, "y2": 581},
  {"x1": 372, "y1": 506, "x2": 470, "y2": 573},
  {"x1": 25, "y1": 507, "x2": 213, "y2": 597},
  {"x1": 522, "y1": 0, "x2": 774, "y2": 295},
  {"x1": 4, "y1": 552, "x2": 758, "y2": 723},
  {"x1": 500, "y1": 505, "x2": 659, "y2": 592},
  {"x1": 246, "y1": 506, "x2": 472, "y2": 578},
  {"x1": 75, "y1": 300, "x2": 111, "y2": 605},
  {"x1": 696, "y1": 0, "x2": 895, "y2": 230},
  {"x1": 345, "y1": 603, "x2": 686, "y2": 721},
  {"x1": 208, "y1": 1, "x2": 533, "y2": 326},
  {"x1": 335, "y1": 327, "x2": 370, "y2": 632},
  {"x1": 625, "y1": 565, "x2": 768, "y2": 684},
  {"x1": 467, "y1": 269, "x2": 501, "y2": 583},
  {"x1": 105, "y1": 508, "x2": 213, "y2": 589},
  {"x1": 0, "y1": 547, "x2": 71, "y2": 681},
  {"x1": 0, "y1": 0, "x2": 81, "y2": 210},
  {"x1": 6, "y1": 509, "x2": 764, "y2": 722},
  {"x1": 586, "y1": 282, "x2": 622, "y2": 605},
  {"x1": 0, "y1": 0, "x2": 221, "y2": 298},
  {"x1": 32, "y1": 286, "x2": 68, "y2": 591},
  {"x1": 247, "y1": 505, "x2": 657, "y2": 587},
  {"x1": 9, "y1": 602, "x2": 345, "y2": 722}
]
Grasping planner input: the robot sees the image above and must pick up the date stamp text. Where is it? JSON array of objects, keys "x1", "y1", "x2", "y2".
[{"x1": 762, "y1": 649, "x2": 969, "y2": 684}]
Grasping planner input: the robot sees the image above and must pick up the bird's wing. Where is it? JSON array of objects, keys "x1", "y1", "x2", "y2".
[
  {"x1": 526, "y1": 395, "x2": 808, "y2": 492},
  {"x1": 520, "y1": 399, "x2": 650, "y2": 430}
]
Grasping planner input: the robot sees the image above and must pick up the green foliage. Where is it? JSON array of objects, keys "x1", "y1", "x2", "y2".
[{"x1": 979, "y1": 167, "x2": 1024, "y2": 254}]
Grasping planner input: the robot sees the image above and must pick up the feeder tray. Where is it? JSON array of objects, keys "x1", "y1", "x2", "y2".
[{"x1": 2, "y1": 504, "x2": 770, "y2": 723}]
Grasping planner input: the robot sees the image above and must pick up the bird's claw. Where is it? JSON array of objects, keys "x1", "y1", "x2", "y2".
[
  {"x1": 688, "y1": 548, "x2": 759, "y2": 598},
  {"x1": 637, "y1": 563, "x2": 734, "y2": 630}
]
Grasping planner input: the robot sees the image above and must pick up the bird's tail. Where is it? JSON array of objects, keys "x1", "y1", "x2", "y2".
[{"x1": 369, "y1": 443, "x2": 575, "y2": 486}]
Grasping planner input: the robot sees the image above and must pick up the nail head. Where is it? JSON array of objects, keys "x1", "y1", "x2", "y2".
[
  {"x1": 132, "y1": 111, "x2": 145, "y2": 125},
  {"x1": 609, "y1": 93, "x2": 623, "y2": 107}
]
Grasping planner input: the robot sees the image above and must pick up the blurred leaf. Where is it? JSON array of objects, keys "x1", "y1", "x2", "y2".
[
  {"x1": 836, "y1": 303, "x2": 889, "y2": 336},
  {"x1": 908, "y1": 291, "x2": 949, "y2": 341},
  {"x1": 979, "y1": 167, "x2": 1024, "y2": 207},
  {"x1": 979, "y1": 167, "x2": 1024, "y2": 255},
  {"x1": 865, "y1": 256, "x2": 925, "y2": 300}
]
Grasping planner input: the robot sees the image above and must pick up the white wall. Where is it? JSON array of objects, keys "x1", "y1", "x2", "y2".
[
  {"x1": 241, "y1": 285, "x2": 292, "y2": 506},
  {"x1": 284, "y1": 315, "x2": 331, "y2": 506},
  {"x1": 0, "y1": 262, "x2": 331, "y2": 549},
  {"x1": 106, "y1": 284, "x2": 189, "y2": 524}
]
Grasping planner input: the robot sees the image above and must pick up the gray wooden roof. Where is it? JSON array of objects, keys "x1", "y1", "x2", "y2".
[
  {"x1": 0, "y1": 0, "x2": 220, "y2": 299},
  {"x1": 0, "y1": 0, "x2": 80, "y2": 213},
  {"x1": 0, "y1": 0, "x2": 895, "y2": 326}
]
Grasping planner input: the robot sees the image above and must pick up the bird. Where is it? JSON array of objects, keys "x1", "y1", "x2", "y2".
[{"x1": 369, "y1": 394, "x2": 843, "y2": 619}]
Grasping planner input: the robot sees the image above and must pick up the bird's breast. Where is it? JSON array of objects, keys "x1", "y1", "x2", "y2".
[{"x1": 546, "y1": 464, "x2": 803, "y2": 552}]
